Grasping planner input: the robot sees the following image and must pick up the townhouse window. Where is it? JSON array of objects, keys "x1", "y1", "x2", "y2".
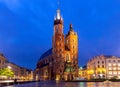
[
  {"x1": 118, "y1": 67, "x2": 120, "y2": 70},
  {"x1": 102, "y1": 61, "x2": 104, "y2": 64},
  {"x1": 118, "y1": 72, "x2": 120, "y2": 74},
  {"x1": 118, "y1": 64, "x2": 120, "y2": 66},
  {"x1": 109, "y1": 67, "x2": 112, "y2": 70},
  {"x1": 113, "y1": 60, "x2": 116, "y2": 62},
  {"x1": 118, "y1": 60, "x2": 120, "y2": 62},
  {"x1": 113, "y1": 68, "x2": 116, "y2": 70},
  {"x1": 113, "y1": 72, "x2": 117, "y2": 74},
  {"x1": 98, "y1": 61, "x2": 100, "y2": 64},
  {"x1": 113, "y1": 63, "x2": 116, "y2": 66},
  {"x1": 109, "y1": 71, "x2": 112, "y2": 74},
  {"x1": 108, "y1": 60, "x2": 111, "y2": 62},
  {"x1": 108, "y1": 63, "x2": 111, "y2": 66},
  {"x1": 102, "y1": 65, "x2": 104, "y2": 68}
]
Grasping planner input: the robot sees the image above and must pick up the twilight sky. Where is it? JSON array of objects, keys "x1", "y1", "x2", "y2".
[{"x1": 0, "y1": 0, "x2": 120, "y2": 69}]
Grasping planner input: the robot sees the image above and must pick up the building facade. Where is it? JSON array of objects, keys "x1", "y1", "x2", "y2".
[
  {"x1": 6, "y1": 62, "x2": 33, "y2": 80},
  {"x1": 0, "y1": 53, "x2": 33, "y2": 80},
  {"x1": 87, "y1": 55, "x2": 106, "y2": 79},
  {"x1": 106, "y1": 56, "x2": 120, "y2": 79},
  {"x1": 0, "y1": 53, "x2": 7, "y2": 69},
  {"x1": 80, "y1": 55, "x2": 120, "y2": 79},
  {"x1": 34, "y1": 9, "x2": 78, "y2": 80}
]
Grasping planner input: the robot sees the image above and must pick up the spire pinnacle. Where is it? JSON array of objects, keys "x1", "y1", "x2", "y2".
[
  {"x1": 70, "y1": 23, "x2": 73, "y2": 31},
  {"x1": 56, "y1": 0, "x2": 61, "y2": 20},
  {"x1": 56, "y1": 9, "x2": 60, "y2": 19}
]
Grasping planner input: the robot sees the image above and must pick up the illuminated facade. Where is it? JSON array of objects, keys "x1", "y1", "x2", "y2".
[
  {"x1": 0, "y1": 53, "x2": 33, "y2": 80},
  {"x1": 106, "y1": 56, "x2": 120, "y2": 79},
  {"x1": 35, "y1": 9, "x2": 78, "y2": 80},
  {"x1": 87, "y1": 55, "x2": 106, "y2": 79},
  {"x1": 80, "y1": 55, "x2": 120, "y2": 79},
  {"x1": 6, "y1": 62, "x2": 33, "y2": 80}
]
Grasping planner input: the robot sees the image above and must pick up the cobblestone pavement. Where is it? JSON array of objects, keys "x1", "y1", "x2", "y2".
[{"x1": 4, "y1": 81, "x2": 120, "y2": 87}]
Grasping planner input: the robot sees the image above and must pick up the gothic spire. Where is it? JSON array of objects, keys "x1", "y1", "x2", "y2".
[{"x1": 69, "y1": 23, "x2": 74, "y2": 31}]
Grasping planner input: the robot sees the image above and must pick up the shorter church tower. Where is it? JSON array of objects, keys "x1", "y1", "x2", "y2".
[{"x1": 65, "y1": 24, "x2": 78, "y2": 78}]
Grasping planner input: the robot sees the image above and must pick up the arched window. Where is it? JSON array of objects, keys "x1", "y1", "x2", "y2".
[{"x1": 66, "y1": 53, "x2": 70, "y2": 62}]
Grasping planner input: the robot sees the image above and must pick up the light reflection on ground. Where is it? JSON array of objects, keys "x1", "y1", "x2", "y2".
[{"x1": 4, "y1": 81, "x2": 120, "y2": 87}]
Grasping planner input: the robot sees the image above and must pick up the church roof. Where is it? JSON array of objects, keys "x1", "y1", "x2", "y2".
[{"x1": 38, "y1": 48, "x2": 52, "y2": 61}]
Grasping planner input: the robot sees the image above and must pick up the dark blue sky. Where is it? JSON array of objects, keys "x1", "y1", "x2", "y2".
[{"x1": 0, "y1": 0, "x2": 120, "y2": 69}]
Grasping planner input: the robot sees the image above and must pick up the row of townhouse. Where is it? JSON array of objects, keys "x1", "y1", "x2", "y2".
[
  {"x1": 0, "y1": 53, "x2": 33, "y2": 80},
  {"x1": 79, "y1": 55, "x2": 120, "y2": 79}
]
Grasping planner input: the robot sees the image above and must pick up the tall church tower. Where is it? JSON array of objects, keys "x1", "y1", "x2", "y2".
[
  {"x1": 65, "y1": 24, "x2": 78, "y2": 77},
  {"x1": 52, "y1": 9, "x2": 65, "y2": 80}
]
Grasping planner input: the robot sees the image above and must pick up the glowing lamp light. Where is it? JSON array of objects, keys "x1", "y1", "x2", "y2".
[{"x1": 7, "y1": 66, "x2": 11, "y2": 69}]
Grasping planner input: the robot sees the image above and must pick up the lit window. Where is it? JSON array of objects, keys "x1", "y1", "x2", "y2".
[
  {"x1": 118, "y1": 72, "x2": 120, "y2": 74},
  {"x1": 113, "y1": 72, "x2": 117, "y2": 74},
  {"x1": 118, "y1": 67, "x2": 120, "y2": 70},
  {"x1": 113, "y1": 63, "x2": 116, "y2": 66},
  {"x1": 109, "y1": 72, "x2": 112, "y2": 74},
  {"x1": 118, "y1": 64, "x2": 120, "y2": 66},
  {"x1": 113, "y1": 68, "x2": 116, "y2": 70},
  {"x1": 109, "y1": 68, "x2": 112, "y2": 70},
  {"x1": 108, "y1": 63, "x2": 112, "y2": 66}
]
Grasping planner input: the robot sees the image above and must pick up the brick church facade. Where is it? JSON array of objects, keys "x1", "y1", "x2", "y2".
[{"x1": 34, "y1": 9, "x2": 78, "y2": 80}]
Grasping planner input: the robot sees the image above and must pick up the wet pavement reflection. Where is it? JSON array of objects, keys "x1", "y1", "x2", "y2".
[{"x1": 4, "y1": 81, "x2": 120, "y2": 87}]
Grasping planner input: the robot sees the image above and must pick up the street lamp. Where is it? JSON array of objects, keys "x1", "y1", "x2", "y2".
[{"x1": 7, "y1": 66, "x2": 11, "y2": 69}]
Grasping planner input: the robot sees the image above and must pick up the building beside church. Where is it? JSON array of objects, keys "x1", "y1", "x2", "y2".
[
  {"x1": 34, "y1": 9, "x2": 78, "y2": 80},
  {"x1": 79, "y1": 55, "x2": 120, "y2": 80},
  {"x1": 0, "y1": 53, "x2": 33, "y2": 80}
]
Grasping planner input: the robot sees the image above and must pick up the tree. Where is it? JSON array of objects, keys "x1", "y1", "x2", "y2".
[{"x1": 0, "y1": 68, "x2": 14, "y2": 77}]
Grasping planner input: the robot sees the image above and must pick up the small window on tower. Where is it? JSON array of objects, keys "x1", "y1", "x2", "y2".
[
  {"x1": 73, "y1": 39, "x2": 74, "y2": 42},
  {"x1": 60, "y1": 37, "x2": 62, "y2": 42},
  {"x1": 56, "y1": 26, "x2": 58, "y2": 32},
  {"x1": 66, "y1": 40, "x2": 69, "y2": 44}
]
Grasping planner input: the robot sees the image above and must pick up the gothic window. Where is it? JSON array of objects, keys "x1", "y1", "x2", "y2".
[
  {"x1": 73, "y1": 45, "x2": 75, "y2": 49},
  {"x1": 66, "y1": 53, "x2": 70, "y2": 62},
  {"x1": 60, "y1": 37, "x2": 62, "y2": 42},
  {"x1": 60, "y1": 49, "x2": 62, "y2": 52},
  {"x1": 66, "y1": 40, "x2": 69, "y2": 44},
  {"x1": 60, "y1": 54, "x2": 62, "y2": 57},
  {"x1": 73, "y1": 39, "x2": 74, "y2": 42}
]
